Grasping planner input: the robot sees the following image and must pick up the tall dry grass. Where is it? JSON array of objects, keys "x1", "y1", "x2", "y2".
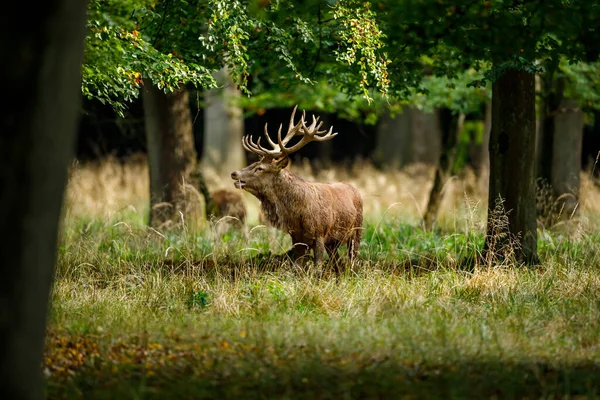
[
  {"x1": 63, "y1": 153, "x2": 600, "y2": 233},
  {"x1": 63, "y1": 155, "x2": 483, "y2": 225}
]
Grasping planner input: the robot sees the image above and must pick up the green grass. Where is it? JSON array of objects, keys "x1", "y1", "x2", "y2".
[{"x1": 46, "y1": 207, "x2": 600, "y2": 399}]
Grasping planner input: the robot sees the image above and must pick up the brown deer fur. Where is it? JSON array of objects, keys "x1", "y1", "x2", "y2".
[{"x1": 231, "y1": 107, "x2": 362, "y2": 270}]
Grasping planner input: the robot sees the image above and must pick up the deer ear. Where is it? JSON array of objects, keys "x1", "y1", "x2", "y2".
[{"x1": 275, "y1": 157, "x2": 289, "y2": 170}]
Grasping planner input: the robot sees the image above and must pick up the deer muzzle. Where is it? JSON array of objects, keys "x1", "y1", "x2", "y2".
[{"x1": 231, "y1": 171, "x2": 245, "y2": 189}]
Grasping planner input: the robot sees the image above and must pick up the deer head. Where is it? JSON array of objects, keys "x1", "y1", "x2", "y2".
[{"x1": 231, "y1": 106, "x2": 337, "y2": 196}]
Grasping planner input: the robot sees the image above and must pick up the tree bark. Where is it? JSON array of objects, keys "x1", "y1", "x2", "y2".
[
  {"x1": 536, "y1": 74, "x2": 565, "y2": 185},
  {"x1": 409, "y1": 107, "x2": 441, "y2": 165},
  {"x1": 478, "y1": 102, "x2": 492, "y2": 191},
  {"x1": 142, "y1": 83, "x2": 202, "y2": 228},
  {"x1": 203, "y1": 67, "x2": 245, "y2": 174},
  {"x1": 469, "y1": 102, "x2": 491, "y2": 179},
  {"x1": 551, "y1": 98, "x2": 583, "y2": 219},
  {"x1": 423, "y1": 109, "x2": 464, "y2": 229},
  {"x1": 485, "y1": 69, "x2": 538, "y2": 265},
  {"x1": 582, "y1": 110, "x2": 600, "y2": 183},
  {"x1": 0, "y1": 1, "x2": 88, "y2": 398}
]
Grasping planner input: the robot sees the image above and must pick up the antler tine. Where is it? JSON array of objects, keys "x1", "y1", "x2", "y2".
[
  {"x1": 263, "y1": 123, "x2": 279, "y2": 150},
  {"x1": 242, "y1": 135, "x2": 257, "y2": 154},
  {"x1": 287, "y1": 105, "x2": 298, "y2": 134},
  {"x1": 312, "y1": 126, "x2": 337, "y2": 141},
  {"x1": 302, "y1": 114, "x2": 330, "y2": 137},
  {"x1": 242, "y1": 106, "x2": 338, "y2": 160},
  {"x1": 242, "y1": 135, "x2": 254, "y2": 153},
  {"x1": 277, "y1": 110, "x2": 338, "y2": 156},
  {"x1": 278, "y1": 105, "x2": 305, "y2": 146},
  {"x1": 242, "y1": 134, "x2": 271, "y2": 158}
]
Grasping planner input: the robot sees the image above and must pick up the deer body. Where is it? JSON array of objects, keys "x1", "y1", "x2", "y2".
[{"x1": 231, "y1": 106, "x2": 363, "y2": 269}]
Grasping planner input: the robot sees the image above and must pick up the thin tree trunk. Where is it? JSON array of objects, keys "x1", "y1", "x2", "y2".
[
  {"x1": 478, "y1": 102, "x2": 492, "y2": 192},
  {"x1": 409, "y1": 107, "x2": 441, "y2": 165},
  {"x1": 373, "y1": 107, "x2": 411, "y2": 169},
  {"x1": 143, "y1": 83, "x2": 201, "y2": 228},
  {"x1": 585, "y1": 111, "x2": 600, "y2": 184},
  {"x1": 485, "y1": 69, "x2": 538, "y2": 265},
  {"x1": 203, "y1": 67, "x2": 245, "y2": 174},
  {"x1": 551, "y1": 98, "x2": 583, "y2": 219},
  {"x1": 0, "y1": 1, "x2": 88, "y2": 398},
  {"x1": 537, "y1": 74, "x2": 565, "y2": 185},
  {"x1": 423, "y1": 109, "x2": 464, "y2": 229},
  {"x1": 469, "y1": 102, "x2": 491, "y2": 179}
]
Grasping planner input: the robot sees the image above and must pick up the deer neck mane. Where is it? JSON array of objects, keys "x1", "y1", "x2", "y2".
[{"x1": 258, "y1": 169, "x2": 309, "y2": 230}]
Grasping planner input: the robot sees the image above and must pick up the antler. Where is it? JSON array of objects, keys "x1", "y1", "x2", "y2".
[{"x1": 242, "y1": 105, "x2": 338, "y2": 159}]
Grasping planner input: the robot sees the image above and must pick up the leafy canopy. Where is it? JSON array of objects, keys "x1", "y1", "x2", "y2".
[{"x1": 82, "y1": 0, "x2": 392, "y2": 115}]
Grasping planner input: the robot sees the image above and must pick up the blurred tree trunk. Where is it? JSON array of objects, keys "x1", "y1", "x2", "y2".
[
  {"x1": 583, "y1": 111, "x2": 600, "y2": 184},
  {"x1": 469, "y1": 102, "x2": 491, "y2": 180},
  {"x1": 536, "y1": 73, "x2": 564, "y2": 186},
  {"x1": 551, "y1": 99, "x2": 583, "y2": 220},
  {"x1": 203, "y1": 67, "x2": 245, "y2": 175},
  {"x1": 143, "y1": 84, "x2": 203, "y2": 228},
  {"x1": 373, "y1": 108, "x2": 411, "y2": 169},
  {"x1": 0, "y1": 0, "x2": 88, "y2": 398},
  {"x1": 536, "y1": 73, "x2": 583, "y2": 223},
  {"x1": 478, "y1": 102, "x2": 492, "y2": 191},
  {"x1": 409, "y1": 107, "x2": 441, "y2": 165},
  {"x1": 423, "y1": 109, "x2": 465, "y2": 229},
  {"x1": 485, "y1": 69, "x2": 538, "y2": 265}
]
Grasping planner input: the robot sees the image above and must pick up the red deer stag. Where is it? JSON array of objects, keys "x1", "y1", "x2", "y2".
[{"x1": 231, "y1": 106, "x2": 363, "y2": 271}]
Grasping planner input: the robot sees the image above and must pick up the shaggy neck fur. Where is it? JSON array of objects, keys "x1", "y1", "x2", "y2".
[{"x1": 257, "y1": 169, "x2": 312, "y2": 232}]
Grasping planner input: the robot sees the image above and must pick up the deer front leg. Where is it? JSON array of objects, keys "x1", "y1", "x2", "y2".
[{"x1": 314, "y1": 237, "x2": 325, "y2": 266}]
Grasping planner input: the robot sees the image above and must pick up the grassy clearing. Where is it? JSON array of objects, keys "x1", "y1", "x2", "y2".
[{"x1": 46, "y1": 157, "x2": 600, "y2": 399}]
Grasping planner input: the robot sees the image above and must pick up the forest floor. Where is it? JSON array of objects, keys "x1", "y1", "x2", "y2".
[{"x1": 45, "y1": 156, "x2": 600, "y2": 399}]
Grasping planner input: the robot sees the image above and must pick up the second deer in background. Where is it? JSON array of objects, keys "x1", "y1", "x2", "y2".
[{"x1": 192, "y1": 169, "x2": 247, "y2": 235}]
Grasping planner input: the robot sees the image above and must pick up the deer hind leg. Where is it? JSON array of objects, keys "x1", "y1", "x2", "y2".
[
  {"x1": 326, "y1": 243, "x2": 343, "y2": 275},
  {"x1": 348, "y1": 227, "x2": 362, "y2": 262}
]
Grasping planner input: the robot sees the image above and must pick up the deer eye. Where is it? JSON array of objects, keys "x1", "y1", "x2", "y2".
[{"x1": 255, "y1": 166, "x2": 265, "y2": 173}]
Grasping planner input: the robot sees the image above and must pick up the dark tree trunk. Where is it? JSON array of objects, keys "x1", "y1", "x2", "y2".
[
  {"x1": 537, "y1": 74, "x2": 565, "y2": 185},
  {"x1": 409, "y1": 107, "x2": 441, "y2": 165},
  {"x1": 469, "y1": 102, "x2": 491, "y2": 179},
  {"x1": 423, "y1": 108, "x2": 464, "y2": 229},
  {"x1": 373, "y1": 108, "x2": 412, "y2": 169},
  {"x1": 551, "y1": 99, "x2": 583, "y2": 219},
  {"x1": 478, "y1": 102, "x2": 492, "y2": 190},
  {"x1": 142, "y1": 83, "x2": 202, "y2": 228},
  {"x1": 0, "y1": 1, "x2": 88, "y2": 398},
  {"x1": 583, "y1": 111, "x2": 600, "y2": 183},
  {"x1": 485, "y1": 69, "x2": 538, "y2": 265}
]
